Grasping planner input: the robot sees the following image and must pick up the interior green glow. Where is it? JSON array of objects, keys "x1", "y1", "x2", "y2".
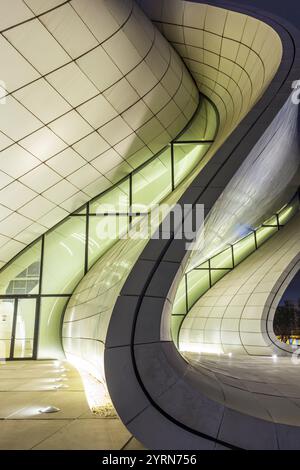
[
  {"x1": 0, "y1": 96, "x2": 217, "y2": 359},
  {"x1": 171, "y1": 194, "x2": 300, "y2": 344}
]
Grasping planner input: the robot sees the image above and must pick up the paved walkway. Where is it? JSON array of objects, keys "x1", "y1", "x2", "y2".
[{"x1": 0, "y1": 360, "x2": 144, "y2": 450}]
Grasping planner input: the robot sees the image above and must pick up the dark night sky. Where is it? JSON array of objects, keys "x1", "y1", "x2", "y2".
[{"x1": 279, "y1": 271, "x2": 300, "y2": 305}]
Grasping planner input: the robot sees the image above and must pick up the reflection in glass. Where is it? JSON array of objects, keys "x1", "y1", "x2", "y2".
[
  {"x1": 90, "y1": 180, "x2": 129, "y2": 214},
  {"x1": 210, "y1": 247, "x2": 233, "y2": 270},
  {"x1": 233, "y1": 233, "x2": 256, "y2": 265},
  {"x1": 187, "y1": 269, "x2": 210, "y2": 310},
  {"x1": 0, "y1": 299, "x2": 14, "y2": 359},
  {"x1": 173, "y1": 143, "x2": 210, "y2": 187},
  {"x1": 0, "y1": 242, "x2": 41, "y2": 295},
  {"x1": 14, "y1": 299, "x2": 36, "y2": 358},
  {"x1": 42, "y1": 217, "x2": 86, "y2": 294},
  {"x1": 38, "y1": 297, "x2": 69, "y2": 359},
  {"x1": 88, "y1": 216, "x2": 129, "y2": 269},
  {"x1": 132, "y1": 149, "x2": 171, "y2": 211},
  {"x1": 256, "y1": 225, "x2": 278, "y2": 247}
]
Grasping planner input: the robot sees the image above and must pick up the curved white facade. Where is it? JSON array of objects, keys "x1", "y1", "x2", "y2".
[
  {"x1": 0, "y1": 0, "x2": 197, "y2": 267},
  {"x1": 180, "y1": 212, "x2": 300, "y2": 356},
  {"x1": 62, "y1": 0, "x2": 285, "y2": 394}
]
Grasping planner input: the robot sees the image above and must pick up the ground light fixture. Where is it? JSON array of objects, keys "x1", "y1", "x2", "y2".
[{"x1": 39, "y1": 406, "x2": 61, "y2": 414}]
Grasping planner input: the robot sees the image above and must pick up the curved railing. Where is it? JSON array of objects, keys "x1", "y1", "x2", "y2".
[{"x1": 173, "y1": 191, "x2": 300, "y2": 347}]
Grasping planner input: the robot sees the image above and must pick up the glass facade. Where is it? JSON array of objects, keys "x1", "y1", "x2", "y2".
[
  {"x1": 0, "y1": 97, "x2": 218, "y2": 360},
  {"x1": 171, "y1": 193, "x2": 300, "y2": 342}
]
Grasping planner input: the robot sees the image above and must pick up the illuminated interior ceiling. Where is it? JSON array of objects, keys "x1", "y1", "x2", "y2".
[
  {"x1": 138, "y1": 0, "x2": 283, "y2": 141},
  {"x1": 0, "y1": 0, "x2": 198, "y2": 267}
]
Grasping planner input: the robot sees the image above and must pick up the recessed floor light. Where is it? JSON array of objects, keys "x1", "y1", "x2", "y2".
[{"x1": 39, "y1": 406, "x2": 61, "y2": 414}]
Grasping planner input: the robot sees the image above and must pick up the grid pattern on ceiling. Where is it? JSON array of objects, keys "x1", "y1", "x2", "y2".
[
  {"x1": 138, "y1": 0, "x2": 282, "y2": 143},
  {"x1": 0, "y1": 0, "x2": 198, "y2": 268}
]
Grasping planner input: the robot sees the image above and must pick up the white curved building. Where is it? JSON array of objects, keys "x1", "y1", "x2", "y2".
[{"x1": 0, "y1": 0, "x2": 300, "y2": 452}]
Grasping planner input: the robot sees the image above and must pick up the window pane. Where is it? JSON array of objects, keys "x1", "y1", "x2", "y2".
[
  {"x1": 187, "y1": 269, "x2": 210, "y2": 310},
  {"x1": 233, "y1": 233, "x2": 256, "y2": 265},
  {"x1": 88, "y1": 215, "x2": 129, "y2": 269},
  {"x1": 210, "y1": 247, "x2": 233, "y2": 269},
  {"x1": 14, "y1": 298, "x2": 36, "y2": 359},
  {"x1": 0, "y1": 299, "x2": 14, "y2": 359},
  {"x1": 38, "y1": 297, "x2": 68, "y2": 359},
  {"x1": 211, "y1": 269, "x2": 230, "y2": 286},
  {"x1": 205, "y1": 100, "x2": 218, "y2": 140},
  {"x1": 278, "y1": 200, "x2": 299, "y2": 225},
  {"x1": 90, "y1": 180, "x2": 129, "y2": 214},
  {"x1": 256, "y1": 225, "x2": 278, "y2": 248},
  {"x1": 132, "y1": 149, "x2": 171, "y2": 211},
  {"x1": 173, "y1": 277, "x2": 187, "y2": 316},
  {"x1": 42, "y1": 217, "x2": 86, "y2": 294},
  {"x1": 176, "y1": 105, "x2": 207, "y2": 141},
  {"x1": 263, "y1": 215, "x2": 278, "y2": 226},
  {"x1": 175, "y1": 98, "x2": 217, "y2": 142},
  {"x1": 173, "y1": 143, "x2": 210, "y2": 187},
  {"x1": 171, "y1": 315, "x2": 185, "y2": 344},
  {"x1": 0, "y1": 241, "x2": 41, "y2": 295}
]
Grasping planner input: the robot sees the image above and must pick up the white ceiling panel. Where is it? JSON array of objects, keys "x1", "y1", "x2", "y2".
[
  {"x1": 0, "y1": 35, "x2": 39, "y2": 92},
  {"x1": 0, "y1": 0, "x2": 34, "y2": 31},
  {"x1": 0, "y1": 181, "x2": 36, "y2": 210},
  {"x1": 13, "y1": 78, "x2": 71, "y2": 123},
  {"x1": 24, "y1": 0, "x2": 67, "y2": 15},
  {"x1": 0, "y1": 96, "x2": 42, "y2": 141},
  {"x1": 77, "y1": 46, "x2": 122, "y2": 92},
  {"x1": 48, "y1": 110, "x2": 93, "y2": 145},
  {"x1": 18, "y1": 195, "x2": 55, "y2": 219},
  {"x1": 20, "y1": 164, "x2": 62, "y2": 193},
  {"x1": 0, "y1": 0, "x2": 196, "y2": 267},
  {"x1": 77, "y1": 95, "x2": 118, "y2": 129},
  {"x1": 0, "y1": 144, "x2": 40, "y2": 178},
  {"x1": 47, "y1": 148, "x2": 86, "y2": 177},
  {"x1": 67, "y1": 164, "x2": 100, "y2": 188},
  {"x1": 41, "y1": 3, "x2": 98, "y2": 58},
  {"x1": 72, "y1": 132, "x2": 110, "y2": 162},
  {"x1": 4, "y1": 19, "x2": 70, "y2": 75},
  {"x1": 47, "y1": 62, "x2": 99, "y2": 107},
  {"x1": 19, "y1": 127, "x2": 67, "y2": 161},
  {"x1": 71, "y1": 0, "x2": 120, "y2": 43}
]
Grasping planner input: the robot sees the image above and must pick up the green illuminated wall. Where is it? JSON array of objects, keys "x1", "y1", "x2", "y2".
[
  {"x1": 0, "y1": 97, "x2": 218, "y2": 360},
  {"x1": 171, "y1": 194, "x2": 300, "y2": 344}
]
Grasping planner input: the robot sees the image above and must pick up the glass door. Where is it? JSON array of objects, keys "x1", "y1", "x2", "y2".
[
  {"x1": 0, "y1": 298, "x2": 37, "y2": 360},
  {"x1": 0, "y1": 299, "x2": 15, "y2": 360},
  {"x1": 13, "y1": 298, "x2": 37, "y2": 359}
]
